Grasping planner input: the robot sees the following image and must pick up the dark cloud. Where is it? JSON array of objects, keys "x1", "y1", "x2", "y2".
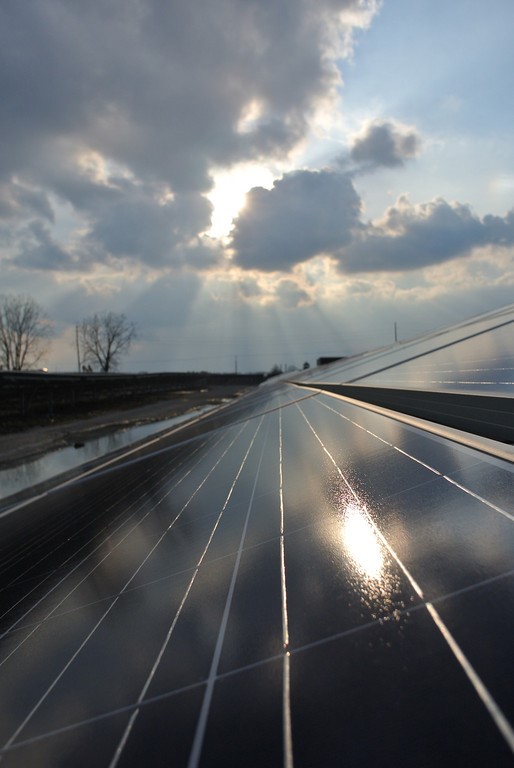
[
  {"x1": 231, "y1": 169, "x2": 362, "y2": 271},
  {"x1": 231, "y1": 177, "x2": 514, "y2": 275},
  {"x1": 0, "y1": 181, "x2": 53, "y2": 222},
  {"x1": 338, "y1": 197, "x2": 514, "y2": 273},
  {"x1": 274, "y1": 279, "x2": 311, "y2": 308},
  {"x1": 50, "y1": 270, "x2": 204, "y2": 337},
  {"x1": 125, "y1": 272, "x2": 204, "y2": 332},
  {"x1": 13, "y1": 221, "x2": 80, "y2": 271},
  {"x1": 237, "y1": 277, "x2": 264, "y2": 300},
  {"x1": 350, "y1": 120, "x2": 421, "y2": 169},
  {"x1": 0, "y1": 0, "x2": 371, "y2": 189},
  {"x1": 88, "y1": 186, "x2": 213, "y2": 267},
  {"x1": 0, "y1": 0, "x2": 375, "y2": 274},
  {"x1": 177, "y1": 238, "x2": 224, "y2": 270}
]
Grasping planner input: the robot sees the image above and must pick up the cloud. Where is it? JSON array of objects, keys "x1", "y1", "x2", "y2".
[
  {"x1": 231, "y1": 173, "x2": 514, "y2": 276},
  {"x1": 274, "y1": 278, "x2": 311, "y2": 308},
  {"x1": 0, "y1": 180, "x2": 54, "y2": 223},
  {"x1": 350, "y1": 120, "x2": 421, "y2": 169},
  {"x1": 237, "y1": 277, "x2": 265, "y2": 301},
  {"x1": 88, "y1": 184, "x2": 213, "y2": 268},
  {"x1": 0, "y1": 0, "x2": 374, "y2": 190},
  {"x1": 3, "y1": 0, "x2": 513, "y2": 376},
  {"x1": 13, "y1": 221, "x2": 81, "y2": 271},
  {"x1": 337, "y1": 197, "x2": 514, "y2": 273},
  {"x1": 5, "y1": 173, "x2": 218, "y2": 271},
  {"x1": 0, "y1": 0, "x2": 378, "y2": 276},
  {"x1": 231, "y1": 169, "x2": 362, "y2": 271}
]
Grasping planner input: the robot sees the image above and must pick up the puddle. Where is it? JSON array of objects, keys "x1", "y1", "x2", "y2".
[{"x1": 0, "y1": 406, "x2": 216, "y2": 502}]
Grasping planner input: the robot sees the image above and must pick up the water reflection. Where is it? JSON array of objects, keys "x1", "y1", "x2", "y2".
[{"x1": 0, "y1": 406, "x2": 215, "y2": 502}]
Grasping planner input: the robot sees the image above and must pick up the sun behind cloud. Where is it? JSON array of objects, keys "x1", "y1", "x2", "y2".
[{"x1": 206, "y1": 164, "x2": 276, "y2": 239}]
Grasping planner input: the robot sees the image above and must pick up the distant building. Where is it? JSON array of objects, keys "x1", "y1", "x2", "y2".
[{"x1": 316, "y1": 356, "x2": 347, "y2": 366}]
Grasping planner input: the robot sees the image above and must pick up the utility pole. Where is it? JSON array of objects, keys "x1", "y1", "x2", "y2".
[
  {"x1": 76, "y1": 324, "x2": 81, "y2": 372},
  {"x1": 394, "y1": 321, "x2": 398, "y2": 343}
]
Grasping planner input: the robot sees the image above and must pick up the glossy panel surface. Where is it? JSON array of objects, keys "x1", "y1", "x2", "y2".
[
  {"x1": 1, "y1": 341, "x2": 514, "y2": 765},
  {"x1": 298, "y1": 303, "x2": 514, "y2": 396}
]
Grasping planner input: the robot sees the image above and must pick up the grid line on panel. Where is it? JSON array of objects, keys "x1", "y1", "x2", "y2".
[
  {"x1": 185, "y1": 416, "x2": 268, "y2": 768},
  {"x1": 109, "y1": 417, "x2": 265, "y2": 768},
  {"x1": 279, "y1": 409, "x2": 294, "y2": 768},
  {"x1": 0, "y1": 489, "x2": 156, "y2": 631},
  {"x1": 0, "y1": 471, "x2": 137, "y2": 579},
  {"x1": 0, "y1": 681, "x2": 205, "y2": 759},
  {"x1": 4, "y1": 561, "x2": 514, "y2": 759},
  {"x1": 0, "y1": 434, "x2": 206, "y2": 596},
  {"x1": 0, "y1": 409, "x2": 221, "y2": 521},
  {"x1": 426, "y1": 605, "x2": 514, "y2": 752},
  {"x1": 11, "y1": 555, "x2": 228, "y2": 634},
  {"x1": 311, "y1": 394, "x2": 442, "y2": 477},
  {"x1": 1, "y1": 420, "x2": 251, "y2": 752},
  {"x1": 15, "y1": 498, "x2": 514, "y2": 650},
  {"x1": 295, "y1": 401, "x2": 514, "y2": 755},
  {"x1": 0, "y1": 431, "x2": 222, "y2": 645},
  {"x1": 281, "y1": 561, "x2": 514, "y2": 658},
  {"x1": 313, "y1": 395, "x2": 514, "y2": 526},
  {"x1": 443, "y1": 476, "x2": 514, "y2": 525},
  {"x1": 8, "y1": 484, "x2": 278, "y2": 637}
]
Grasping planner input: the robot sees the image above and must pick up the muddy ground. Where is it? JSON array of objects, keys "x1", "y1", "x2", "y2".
[{"x1": 0, "y1": 385, "x2": 250, "y2": 469}]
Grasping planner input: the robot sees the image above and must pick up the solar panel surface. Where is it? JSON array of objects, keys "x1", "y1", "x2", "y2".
[
  {"x1": 306, "y1": 303, "x2": 514, "y2": 393},
  {"x1": 0, "y1": 308, "x2": 514, "y2": 766}
]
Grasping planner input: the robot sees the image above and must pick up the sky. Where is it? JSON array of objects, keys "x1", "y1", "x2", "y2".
[{"x1": 1, "y1": 0, "x2": 514, "y2": 373}]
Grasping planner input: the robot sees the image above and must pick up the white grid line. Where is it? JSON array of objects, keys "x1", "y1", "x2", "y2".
[
  {"x1": 279, "y1": 409, "x2": 294, "y2": 768},
  {"x1": 0, "y1": 432, "x2": 221, "y2": 651},
  {"x1": 186, "y1": 416, "x2": 267, "y2": 768},
  {"x1": 0, "y1": 399, "x2": 237, "y2": 520},
  {"x1": 0, "y1": 434, "x2": 209, "y2": 602},
  {"x1": 314, "y1": 396, "x2": 514, "y2": 524},
  {"x1": 296, "y1": 400, "x2": 514, "y2": 755},
  {"x1": 1, "y1": 422, "x2": 249, "y2": 751},
  {"x1": 2, "y1": 561, "x2": 514, "y2": 758},
  {"x1": 110, "y1": 418, "x2": 264, "y2": 768},
  {"x1": 2, "y1": 391, "x2": 514, "y2": 760}
]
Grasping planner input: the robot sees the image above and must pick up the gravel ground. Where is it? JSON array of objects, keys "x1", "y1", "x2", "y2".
[{"x1": 0, "y1": 385, "x2": 248, "y2": 469}]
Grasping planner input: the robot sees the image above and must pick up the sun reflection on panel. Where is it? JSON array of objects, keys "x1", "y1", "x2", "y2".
[
  {"x1": 332, "y1": 493, "x2": 406, "y2": 619},
  {"x1": 342, "y1": 502, "x2": 385, "y2": 581}
]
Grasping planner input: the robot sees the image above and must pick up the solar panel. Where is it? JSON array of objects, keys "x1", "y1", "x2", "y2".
[
  {"x1": 304, "y1": 303, "x2": 514, "y2": 392},
  {"x1": 355, "y1": 321, "x2": 514, "y2": 393},
  {"x1": 1, "y1": 308, "x2": 514, "y2": 765}
]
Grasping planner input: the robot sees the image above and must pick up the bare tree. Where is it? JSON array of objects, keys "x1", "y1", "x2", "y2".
[
  {"x1": 79, "y1": 312, "x2": 137, "y2": 372},
  {"x1": 0, "y1": 294, "x2": 51, "y2": 370}
]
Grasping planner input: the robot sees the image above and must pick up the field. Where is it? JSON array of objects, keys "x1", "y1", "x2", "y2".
[{"x1": 0, "y1": 373, "x2": 259, "y2": 468}]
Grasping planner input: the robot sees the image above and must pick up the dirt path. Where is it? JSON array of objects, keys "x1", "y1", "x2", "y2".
[{"x1": 0, "y1": 386, "x2": 247, "y2": 469}]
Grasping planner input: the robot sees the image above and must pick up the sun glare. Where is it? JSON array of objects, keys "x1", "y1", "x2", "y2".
[
  {"x1": 342, "y1": 503, "x2": 384, "y2": 581},
  {"x1": 206, "y1": 165, "x2": 275, "y2": 239}
]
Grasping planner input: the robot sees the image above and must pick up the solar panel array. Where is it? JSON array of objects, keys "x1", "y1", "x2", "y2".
[
  {"x1": 304, "y1": 303, "x2": 514, "y2": 394},
  {"x1": 1, "y1": 308, "x2": 514, "y2": 766}
]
